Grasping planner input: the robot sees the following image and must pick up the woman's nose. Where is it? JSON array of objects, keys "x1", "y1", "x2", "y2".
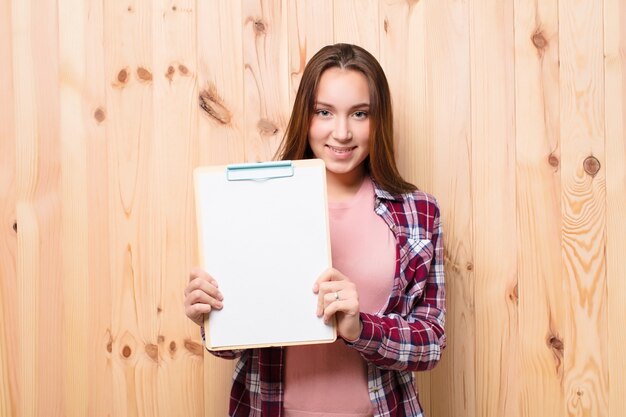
[{"x1": 332, "y1": 118, "x2": 352, "y2": 141}]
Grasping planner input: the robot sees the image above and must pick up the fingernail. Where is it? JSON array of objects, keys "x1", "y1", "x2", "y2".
[
  {"x1": 216, "y1": 302, "x2": 223, "y2": 309},
  {"x1": 217, "y1": 293, "x2": 224, "y2": 300}
]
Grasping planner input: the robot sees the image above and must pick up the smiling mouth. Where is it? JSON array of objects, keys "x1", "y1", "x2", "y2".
[{"x1": 326, "y1": 145, "x2": 356, "y2": 153}]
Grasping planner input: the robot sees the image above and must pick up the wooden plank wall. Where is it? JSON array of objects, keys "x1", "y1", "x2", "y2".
[{"x1": 0, "y1": 1, "x2": 624, "y2": 416}]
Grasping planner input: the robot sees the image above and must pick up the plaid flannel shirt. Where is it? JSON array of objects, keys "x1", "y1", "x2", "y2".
[{"x1": 203, "y1": 181, "x2": 446, "y2": 417}]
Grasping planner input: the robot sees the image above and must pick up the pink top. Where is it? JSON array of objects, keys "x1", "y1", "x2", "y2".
[{"x1": 283, "y1": 177, "x2": 396, "y2": 416}]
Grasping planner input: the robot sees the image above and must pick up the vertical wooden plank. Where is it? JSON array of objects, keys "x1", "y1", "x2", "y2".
[
  {"x1": 469, "y1": 2, "x2": 520, "y2": 417},
  {"x1": 243, "y1": 0, "x2": 290, "y2": 162},
  {"x1": 513, "y1": 2, "x2": 565, "y2": 417},
  {"x1": 380, "y1": 1, "x2": 430, "y2": 411},
  {"x1": 82, "y1": 0, "x2": 113, "y2": 415},
  {"x1": 422, "y1": 2, "x2": 474, "y2": 417},
  {"x1": 12, "y1": 0, "x2": 63, "y2": 415},
  {"x1": 58, "y1": 0, "x2": 112, "y2": 416},
  {"x1": 58, "y1": 0, "x2": 90, "y2": 415},
  {"x1": 151, "y1": 0, "x2": 202, "y2": 416},
  {"x1": 11, "y1": 4, "x2": 38, "y2": 416},
  {"x1": 30, "y1": 1, "x2": 63, "y2": 411},
  {"x1": 558, "y1": 0, "x2": 609, "y2": 415},
  {"x1": 604, "y1": 0, "x2": 626, "y2": 416},
  {"x1": 103, "y1": 1, "x2": 158, "y2": 415},
  {"x1": 380, "y1": 0, "x2": 429, "y2": 190},
  {"x1": 333, "y1": 0, "x2": 379, "y2": 56},
  {"x1": 0, "y1": 0, "x2": 18, "y2": 415},
  {"x1": 197, "y1": 1, "x2": 245, "y2": 415},
  {"x1": 287, "y1": 0, "x2": 333, "y2": 103},
  {"x1": 380, "y1": 1, "x2": 432, "y2": 412},
  {"x1": 197, "y1": 0, "x2": 246, "y2": 166}
]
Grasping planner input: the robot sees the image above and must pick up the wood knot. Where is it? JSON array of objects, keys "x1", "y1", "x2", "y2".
[
  {"x1": 127, "y1": 5, "x2": 133, "y2": 12},
  {"x1": 145, "y1": 343, "x2": 159, "y2": 362},
  {"x1": 94, "y1": 107, "x2": 106, "y2": 123},
  {"x1": 184, "y1": 339, "x2": 204, "y2": 356},
  {"x1": 137, "y1": 67, "x2": 153, "y2": 82},
  {"x1": 257, "y1": 118, "x2": 279, "y2": 136},
  {"x1": 384, "y1": 19, "x2": 389, "y2": 34},
  {"x1": 157, "y1": 335, "x2": 165, "y2": 343},
  {"x1": 547, "y1": 333, "x2": 564, "y2": 376},
  {"x1": 105, "y1": 330, "x2": 113, "y2": 353},
  {"x1": 576, "y1": 388, "x2": 583, "y2": 397},
  {"x1": 172, "y1": 5, "x2": 177, "y2": 11},
  {"x1": 199, "y1": 85, "x2": 232, "y2": 125},
  {"x1": 117, "y1": 68, "x2": 129, "y2": 84},
  {"x1": 548, "y1": 153, "x2": 559, "y2": 168},
  {"x1": 122, "y1": 345, "x2": 132, "y2": 358},
  {"x1": 254, "y1": 19, "x2": 266, "y2": 35},
  {"x1": 12, "y1": 222, "x2": 17, "y2": 233},
  {"x1": 157, "y1": 306, "x2": 162, "y2": 314},
  {"x1": 583, "y1": 156, "x2": 600, "y2": 177},
  {"x1": 531, "y1": 30, "x2": 548, "y2": 51},
  {"x1": 166, "y1": 66, "x2": 175, "y2": 81},
  {"x1": 509, "y1": 283, "x2": 519, "y2": 304},
  {"x1": 466, "y1": 262, "x2": 473, "y2": 271},
  {"x1": 169, "y1": 341, "x2": 177, "y2": 353},
  {"x1": 549, "y1": 335, "x2": 564, "y2": 352},
  {"x1": 178, "y1": 64, "x2": 189, "y2": 75}
]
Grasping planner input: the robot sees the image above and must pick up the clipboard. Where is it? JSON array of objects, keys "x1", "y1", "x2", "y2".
[{"x1": 193, "y1": 159, "x2": 337, "y2": 351}]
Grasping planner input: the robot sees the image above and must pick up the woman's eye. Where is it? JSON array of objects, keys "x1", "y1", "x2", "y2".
[
  {"x1": 316, "y1": 109, "x2": 331, "y2": 117},
  {"x1": 353, "y1": 111, "x2": 368, "y2": 119}
]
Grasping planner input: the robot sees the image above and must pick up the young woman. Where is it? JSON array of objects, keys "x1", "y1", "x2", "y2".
[{"x1": 184, "y1": 43, "x2": 445, "y2": 417}]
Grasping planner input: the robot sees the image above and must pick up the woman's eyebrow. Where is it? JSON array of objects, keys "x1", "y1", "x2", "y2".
[{"x1": 314, "y1": 101, "x2": 370, "y2": 110}]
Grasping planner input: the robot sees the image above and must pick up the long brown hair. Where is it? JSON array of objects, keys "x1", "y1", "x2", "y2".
[{"x1": 275, "y1": 43, "x2": 416, "y2": 195}]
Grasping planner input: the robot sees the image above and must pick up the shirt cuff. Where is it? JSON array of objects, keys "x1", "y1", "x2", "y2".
[{"x1": 343, "y1": 313, "x2": 380, "y2": 356}]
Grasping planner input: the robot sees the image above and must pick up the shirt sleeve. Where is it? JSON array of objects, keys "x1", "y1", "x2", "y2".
[
  {"x1": 200, "y1": 325, "x2": 245, "y2": 359},
  {"x1": 346, "y1": 201, "x2": 446, "y2": 372}
]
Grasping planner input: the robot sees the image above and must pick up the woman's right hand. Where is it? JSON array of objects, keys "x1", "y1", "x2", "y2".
[{"x1": 184, "y1": 267, "x2": 224, "y2": 327}]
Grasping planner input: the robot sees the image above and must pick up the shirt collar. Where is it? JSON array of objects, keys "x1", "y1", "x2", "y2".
[{"x1": 371, "y1": 179, "x2": 404, "y2": 202}]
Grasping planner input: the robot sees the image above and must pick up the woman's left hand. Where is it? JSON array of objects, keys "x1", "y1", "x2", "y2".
[{"x1": 313, "y1": 267, "x2": 362, "y2": 342}]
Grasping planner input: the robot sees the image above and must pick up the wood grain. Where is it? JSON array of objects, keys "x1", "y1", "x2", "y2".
[
  {"x1": 59, "y1": 0, "x2": 90, "y2": 415},
  {"x1": 604, "y1": 1, "x2": 626, "y2": 416},
  {"x1": 287, "y1": 0, "x2": 333, "y2": 102},
  {"x1": 80, "y1": 0, "x2": 113, "y2": 415},
  {"x1": 380, "y1": 2, "x2": 435, "y2": 413},
  {"x1": 34, "y1": 0, "x2": 64, "y2": 411},
  {"x1": 0, "y1": 0, "x2": 18, "y2": 415},
  {"x1": 13, "y1": 0, "x2": 64, "y2": 416},
  {"x1": 333, "y1": 0, "x2": 380, "y2": 56},
  {"x1": 242, "y1": 0, "x2": 290, "y2": 162},
  {"x1": 380, "y1": 0, "x2": 429, "y2": 190},
  {"x1": 514, "y1": 2, "x2": 566, "y2": 417},
  {"x1": 423, "y1": 2, "x2": 474, "y2": 417},
  {"x1": 12, "y1": 3, "x2": 39, "y2": 415},
  {"x1": 558, "y1": 1, "x2": 609, "y2": 415},
  {"x1": 469, "y1": 1, "x2": 520, "y2": 417},
  {"x1": 197, "y1": 0, "x2": 245, "y2": 415},
  {"x1": 152, "y1": 0, "x2": 203, "y2": 415},
  {"x1": 104, "y1": 1, "x2": 159, "y2": 415},
  {"x1": 197, "y1": 0, "x2": 246, "y2": 166}
]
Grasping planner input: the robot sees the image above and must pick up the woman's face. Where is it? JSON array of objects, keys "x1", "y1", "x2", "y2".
[{"x1": 308, "y1": 67, "x2": 371, "y2": 185}]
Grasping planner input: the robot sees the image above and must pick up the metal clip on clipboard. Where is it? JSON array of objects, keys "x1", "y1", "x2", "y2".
[{"x1": 226, "y1": 161, "x2": 295, "y2": 181}]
